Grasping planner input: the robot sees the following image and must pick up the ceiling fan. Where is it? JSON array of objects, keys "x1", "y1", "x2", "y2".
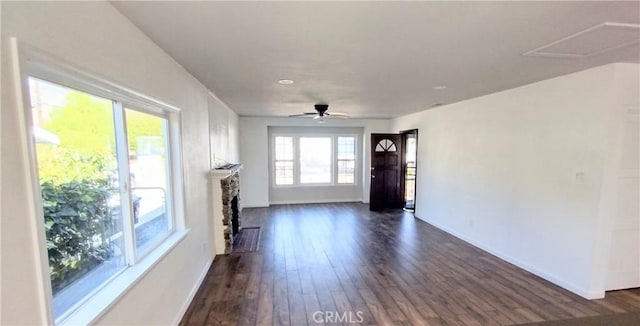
[{"x1": 288, "y1": 104, "x2": 350, "y2": 122}]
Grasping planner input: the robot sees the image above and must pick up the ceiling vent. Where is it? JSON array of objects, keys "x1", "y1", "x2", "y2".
[{"x1": 523, "y1": 22, "x2": 640, "y2": 58}]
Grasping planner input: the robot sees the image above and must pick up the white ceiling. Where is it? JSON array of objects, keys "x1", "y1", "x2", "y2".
[{"x1": 112, "y1": 1, "x2": 640, "y2": 118}]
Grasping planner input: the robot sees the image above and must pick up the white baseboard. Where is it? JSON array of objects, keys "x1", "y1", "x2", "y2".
[
  {"x1": 241, "y1": 202, "x2": 270, "y2": 208},
  {"x1": 172, "y1": 257, "x2": 214, "y2": 325},
  {"x1": 269, "y1": 198, "x2": 362, "y2": 205},
  {"x1": 414, "y1": 214, "x2": 602, "y2": 300}
]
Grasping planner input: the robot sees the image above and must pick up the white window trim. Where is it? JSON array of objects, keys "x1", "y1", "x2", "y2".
[
  {"x1": 271, "y1": 133, "x2": 358, "y2": 187},
  {"x1": 336, "y1": 134, "x2": 358, "y2": 185},
  {"x1": 15, "y1": 42, "x2": 188, "y2": 325},
  {"x1": 273, "y1": 135, "x2": 295, "y2": 186},
  {"x1": 60, "y1": 230, "x2": 189, "y2": 326}
]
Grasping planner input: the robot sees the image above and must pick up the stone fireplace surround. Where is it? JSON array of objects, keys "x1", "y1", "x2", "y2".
[{"x1": 210, "y1": 164, "x2": 242, "y2": 254}]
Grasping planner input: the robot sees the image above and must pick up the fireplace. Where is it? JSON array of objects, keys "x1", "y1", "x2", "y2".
[
  {"x1": 231, "y1": 195, "x2": 240, "y2": 236},
  {"x1": 210, "y1": 164, "x2": 242, "y2": 254}
]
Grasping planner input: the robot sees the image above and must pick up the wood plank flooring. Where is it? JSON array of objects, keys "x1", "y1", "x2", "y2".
[{"x1": 180, "y1": 203, "x2": 640, "y2": 325}]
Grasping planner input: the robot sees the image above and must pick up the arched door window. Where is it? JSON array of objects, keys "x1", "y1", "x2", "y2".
[{"x1": 375, "y1": 139, "x2": 397, "y2": 152}]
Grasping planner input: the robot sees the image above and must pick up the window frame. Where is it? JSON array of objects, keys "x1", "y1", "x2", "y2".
[
  {"x1": 122, "y1": 106, "x2": 176, "y2": 261},
  {"x1": 336, "y1": 135, "x2": 357, "y2": 185},
  {"x1": 16, "y1": 45, "x2": 188, "y2": 325},
  {"x1": 273, "y1": 135, "x2": 295, "y2": 186},
  {"x1": 271, "y1": 133, "x2": 358, "y2": 187}
]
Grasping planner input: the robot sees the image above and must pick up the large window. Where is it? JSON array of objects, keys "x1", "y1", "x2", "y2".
[
  {"x1": 272, "y1": 134, "x2": 356, "y2": 186},
  {"x1": 27, "y1": 76, "x2": 176, "y2": 321},
  {"x1": 299, "y1": 137, "x2": 332, "y2": 183}
]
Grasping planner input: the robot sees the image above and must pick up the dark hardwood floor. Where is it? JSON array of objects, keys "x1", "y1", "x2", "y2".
[{"x1": 181, "y1": 203, "x2": 640, "y2": 325}]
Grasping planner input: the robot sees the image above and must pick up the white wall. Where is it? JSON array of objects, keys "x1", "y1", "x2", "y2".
[
  {"x1": 391, "y1": 63, "x2": 638, "y2": 299},
  {"x1": 209, "y1": 92, "x2": 240, "y2": 166},
  {"x1": 228, "y1": 112, "x2": 240, "y2": 164},
  {"x1": 1, "y1": 2, "x2": 238, "y2": 325},
  {"x1": 239, "y1": 117, "x2": 390, "y2": 207}
]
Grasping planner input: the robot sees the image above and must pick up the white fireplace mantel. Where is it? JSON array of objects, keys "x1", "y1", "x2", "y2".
[
  {"x1": 210, "y1": 163, "x2": 243, "y2": 177},
  {"x1": 209, "y1": 164, "x2": 243, "y2": 255}
]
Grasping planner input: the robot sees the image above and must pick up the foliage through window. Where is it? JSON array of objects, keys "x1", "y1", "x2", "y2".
[{"x1": 28, "y1": 77, "x2": 175, "y2": 321}]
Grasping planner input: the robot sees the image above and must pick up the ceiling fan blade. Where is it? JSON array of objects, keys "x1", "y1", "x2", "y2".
[
  {"x1": 288, "y1": 112, "x2": 318, "y2": 117},
  {"x1": 325, "y1": 112, "x2": 350, "y2": 119}
]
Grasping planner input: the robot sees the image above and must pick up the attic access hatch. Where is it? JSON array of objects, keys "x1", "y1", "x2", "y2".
[{"x1": 523, "y1": 22, "x2": 640, "y2": 58}]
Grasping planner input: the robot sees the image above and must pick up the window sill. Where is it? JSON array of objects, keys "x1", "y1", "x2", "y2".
[
  {"x1": 57, "y1": 229, "x2": 190, "y2": 326},
  {"x1": 273, "y1": 183, "x2": 359, "y2": 188}
]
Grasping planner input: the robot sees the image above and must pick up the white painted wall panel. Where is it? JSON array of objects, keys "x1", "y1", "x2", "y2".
[{"x1": 209, "y1": 93, "x2": 238, "y2": 166}]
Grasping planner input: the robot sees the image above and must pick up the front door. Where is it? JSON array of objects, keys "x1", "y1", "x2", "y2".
[{"x1": 370, "y1": 133, "x2": 403, "y2": 211}]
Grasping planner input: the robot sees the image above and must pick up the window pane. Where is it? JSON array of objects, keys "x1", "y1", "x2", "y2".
[
  {"x1": 337, "y1": 137, "x2": 356, "y2": 184},
  {"x1": 125, "y1": 109, "x2": 172, "y2": 255},
  {"x1": 300, "y1": 137, "x2": 332, "y2": 183},
  {"x1": 338, "y1": 160, "x2": 356, "y2": 184},
  {"x1": 275, "y1": 161, "x2": 294, "y2": 185},
  {"x1": 337, "y1": 136, "x2": 355, "y2": 160},
  {"x1": 274, "y1": 136, "x2": 294, "y2": 185},
  {"x1": 274, "y1": 136, "x2": 293, "y2": 160},
  {"x1": 28, "y1": 77, "x2": 125, "y2": 319}
]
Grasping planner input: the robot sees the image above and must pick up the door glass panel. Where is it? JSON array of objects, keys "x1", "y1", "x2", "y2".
[
  {"x1": 28, "y1": 77, "x2": 126, "y2": 319},
  {"x1": 376, "y1": 139, "x2": 396, "y2": 152},
  {"x1": 125, "y1": 109, "x2": 172, "y2": 255},
  {"x1": 404, "y1": 133, "x2": 417, "y2": 210}
]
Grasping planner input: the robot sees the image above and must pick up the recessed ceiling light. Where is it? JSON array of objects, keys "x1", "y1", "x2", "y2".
[
  {"x1": 278, "y1": 79, "x2": 295, "y2": 85},
  {"x1": 432, "y1": 85, "x2": 447, "y2": 90}
]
